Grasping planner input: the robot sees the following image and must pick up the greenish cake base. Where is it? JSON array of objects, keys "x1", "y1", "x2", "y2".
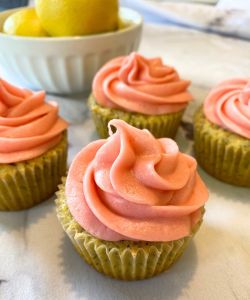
[
  {"x1": 0, "y1": 133, "x2": 68, "y2": 211},
  {"x1": 56, "y1": 180, "x2": 203, "y2": 281},
  {"x1": 194, "y1": 108, "x2": 250, "y2": 187},
  {"x1": 88, "y1": 95, "x2": 185, "y2": 139}
]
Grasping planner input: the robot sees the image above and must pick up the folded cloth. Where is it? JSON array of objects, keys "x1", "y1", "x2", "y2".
[{"x1": 121, "y1": 0, "x2": 250, "y2": 40}]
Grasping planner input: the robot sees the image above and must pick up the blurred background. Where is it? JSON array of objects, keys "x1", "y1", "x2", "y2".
[
  {"x1": 120, "y1": 0, "x2": 250, "y2": 39},
  {"x1": 1, "y1": 0, "x2": 249, "y2": 40}
]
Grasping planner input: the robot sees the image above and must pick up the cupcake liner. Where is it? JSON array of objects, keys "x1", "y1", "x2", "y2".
[
  {"x1": 88, "y1": 95, "x2": 185, "y2": 139},
  {"x1": 0, "y1": 133, "x2": 68, "y2": 211},
  {"x1": 194, "y1": 108, "x2": 250, "y2": 187},
  {"x1": 56, "y1": 181, "x2": 202, "y2": 281}
]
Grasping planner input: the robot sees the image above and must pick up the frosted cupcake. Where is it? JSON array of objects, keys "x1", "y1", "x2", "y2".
[
  {"x1": 56, "y1": 119, "x2": 208, "y2": 280},
  {"x1": 0, "y1": 79, "x2": 68, "y2": 211},
  {"x1": 89, "y1": 52, "x2": 193, "y2": 139},
  {"x1": 194, "y1": 78, "x2": 250, "y2": 187}
]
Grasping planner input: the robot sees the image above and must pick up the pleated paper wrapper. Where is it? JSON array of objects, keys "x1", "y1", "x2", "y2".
[
  {"x1": 56, "y1": 181, "x2": 202, "y2": 281},
  {"x1": 0, "y1": 133, "x2": 68, "y2": 211},
  {"x1": 194, "y1": 108, "x2": 250, "y2": 187},
  {"x1": 88, "y1": 95, "x2": 184, "y2": 139}
]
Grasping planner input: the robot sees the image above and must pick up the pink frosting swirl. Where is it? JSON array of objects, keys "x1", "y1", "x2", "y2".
[
  {"x1": 93, "y1": 52, "x2": 193, "y2": 115},
  {"x1": 66, "y1": 120, "x2": 208, "y2": 242},
  {"x1": 0, "y1": 79, "x2": 68, "y2": 164},
  {"x1": 204, "y1": 78, "x2": 250, "y2": 139}
]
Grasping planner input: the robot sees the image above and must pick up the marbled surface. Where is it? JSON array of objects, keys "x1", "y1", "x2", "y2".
[
  {"x1": 0, "y1": 24, "x2": 250, "y2": 300},
  {"x1": 122, "y1": 0, "x2": 250, "y2": 39}
]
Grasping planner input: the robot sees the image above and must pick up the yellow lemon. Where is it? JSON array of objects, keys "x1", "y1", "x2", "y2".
[
  {"x1": 35, "y1": 0, "x2": 119, "y2": 37},
  {"x1": 3, "y1": 8, "x2": 48, "y2": 37}
]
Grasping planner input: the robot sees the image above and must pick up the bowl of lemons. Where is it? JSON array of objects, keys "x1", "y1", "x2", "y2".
[{"x1": 0, "y1": 0, "x2": 143, "y2": 94}]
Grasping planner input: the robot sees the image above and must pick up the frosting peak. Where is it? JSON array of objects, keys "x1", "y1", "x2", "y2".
[
  {"x1": 66, "y1": 120, "x2": 208, "y2": 242},
  {"x1": 93, "y1": 52, "x2": 193, "y2": 115},
  {"x1": 0, "y1": 79, "x2": 68, "y2": 163},
  {"x1": 204, "y1": 78, "x2": 250, "y2": 139}
]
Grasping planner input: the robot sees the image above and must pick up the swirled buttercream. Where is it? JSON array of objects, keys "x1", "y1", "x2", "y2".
[
  {"x1": 204, "y1": 78, "x2": 250, "y2": 139},
  {"x1": 66, "y1": 119, "x2": 208, "y2": 242},
  {"x1": 0, "y1": 79, "x2": 68, "y2": 163},
  {"x1": 93, "y1": 52, "x2": 193, "y2": 115}
]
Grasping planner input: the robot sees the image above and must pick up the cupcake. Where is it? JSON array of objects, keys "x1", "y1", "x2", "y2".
[
  {"x1": 194, "y1": 78, "x2": 250, "y2": 187},
  {"x1": 56, "y1": 119, "x2": 208, "y2": 280},
  {"x1": 0, "y1": 79, "x2": 68, "y2": 211},
  {"x1": 89, "y1": 52, "x2": 193, "y2": 139}
]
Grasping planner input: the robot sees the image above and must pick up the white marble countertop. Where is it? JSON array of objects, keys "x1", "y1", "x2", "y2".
[{"x1": 0, "y1": 24, "x2": 250, "y2": 300}]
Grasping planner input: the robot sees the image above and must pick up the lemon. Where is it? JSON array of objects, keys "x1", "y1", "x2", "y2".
[
  {"x1": 3, "y1": 8, "x2": 48, "y2": 37},
  {"x1": 35, "y1": 0, "x2": 119, "y2": 37}
]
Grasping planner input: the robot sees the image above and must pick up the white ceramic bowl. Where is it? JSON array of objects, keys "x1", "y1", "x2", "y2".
[{"x1": 0, "y1": 7, "x2": 142, "y2": 94}]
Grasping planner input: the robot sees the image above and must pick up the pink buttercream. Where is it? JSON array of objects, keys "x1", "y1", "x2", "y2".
[
  {"x1": 0, "y1": 79, "x2": 68, "y2": 164},
  {"x1": 93, "y1": 52, "x2": 193, "y2": 115},
  {"x1": 66, "y1": 120, "x2": 208, "y2": 242},
  {"x1": 204, "y1": 78, "x2": 250, "y2": 139}
]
